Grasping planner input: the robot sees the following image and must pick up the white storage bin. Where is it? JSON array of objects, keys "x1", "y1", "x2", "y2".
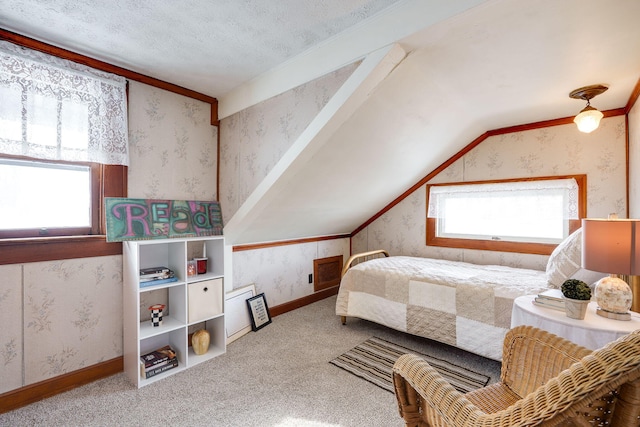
[{"x1": 188, "y1": 278, "x2": 223, "y2": 323}]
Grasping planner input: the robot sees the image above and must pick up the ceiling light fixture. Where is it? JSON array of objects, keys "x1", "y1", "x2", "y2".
[{"x1": 569, "y1": 84, "x2": 608, "y2": 133}]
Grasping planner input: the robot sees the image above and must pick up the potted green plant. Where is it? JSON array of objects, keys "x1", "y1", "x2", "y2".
[{"x1": 561, "y1": 279, "x2": 592, "y2": 319}]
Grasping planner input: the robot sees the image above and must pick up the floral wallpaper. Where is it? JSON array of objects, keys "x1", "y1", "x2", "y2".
[
  {"x1": 219, "y1": 62, "x2": 358, "y2": 224},
  {"x1": 23, "y1": 258, "x2": 123, "y2": 385},
  {"x1": 1, "y1": 81, "x2": 217, "y2": 395},
  {"x1": 128, "y1": 81, "x2": 218, "y2": 201},
  {"x1": 0, "y1": 264, "x2": 21, "y2": 394},
  {"x1": 354, "y1": 116, "x2": 628, "y2": 270},
  {"x1": 220, "y1": 62, "x2": 358, "y2": 304},
  {"x1": 233, "y1": 238, "x2": 350, "y2": 308}
]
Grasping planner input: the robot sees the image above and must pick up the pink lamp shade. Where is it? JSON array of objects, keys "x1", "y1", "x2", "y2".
[
  {"x1": 582, "y1": 218, "x2": 640, "y2": 318},
  {"x1": 581, "y1": 219, "x2": 639, "y2": 275}
]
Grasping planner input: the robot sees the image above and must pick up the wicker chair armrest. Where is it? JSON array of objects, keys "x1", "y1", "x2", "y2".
[
  {"x1": 393, "y1": 354, "x2": 484, "y2": 426},
  {"x1": 500, "y1": 325, "x2": 591, "y2": 396}
]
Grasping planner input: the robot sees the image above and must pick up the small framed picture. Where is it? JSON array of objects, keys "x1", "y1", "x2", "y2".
[{"x1": 246, "y1": 293, "x2": 272, "y2": 331}]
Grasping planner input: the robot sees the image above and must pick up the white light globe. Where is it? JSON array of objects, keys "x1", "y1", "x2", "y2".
[
  {"x1": 595, "y1": 276, "x2": 632, "y2": 314},
  {"x1": 574, "y1": 108, "x2": 603, "y2": 133}
]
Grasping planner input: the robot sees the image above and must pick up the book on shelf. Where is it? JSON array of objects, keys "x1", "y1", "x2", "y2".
[
  {"x1": 140, "y1": 273, "x2": 175, "y2": 282},
  {"x1": 140, "y1": 272, "x2": 174, "y2": 280},
  {"x1": 141, "y1": 355, "x2": 177, "y2": 373},
  {"x1": 140, "y1": 269, "x2": 175, "y2": 280},
  {"x1": 140, "y1": 345, "x2": 177, "y2": 369},
  {"x1": 141, "y1": 357, "x2": 178, "y2": 379},
  {"x1": 139, "y1": 276, "x2": 178, "y2": 288},
  {"x1": 146, "y1": 358, "x2": 178, "y2": 378},
  {"x1": 140, "y1": 266, "x2": 171, "y2": 276},
  {"x1": 140, "y1": 266, "x2": 176, "y2": 284}
]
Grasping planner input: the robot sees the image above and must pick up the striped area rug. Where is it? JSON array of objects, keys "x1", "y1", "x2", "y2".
[{"x1": 330, "y1": 336, "x2": 490, "y2": 393}]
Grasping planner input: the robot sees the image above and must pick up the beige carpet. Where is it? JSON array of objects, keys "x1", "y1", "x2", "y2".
[{"x1": 0, "y1": 295, "x2": 501, "y2": 427}]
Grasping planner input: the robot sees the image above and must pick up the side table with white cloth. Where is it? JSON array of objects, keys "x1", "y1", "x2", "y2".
[{"x1": 511, "y1": 295, "x2": 640, "y2": 350}]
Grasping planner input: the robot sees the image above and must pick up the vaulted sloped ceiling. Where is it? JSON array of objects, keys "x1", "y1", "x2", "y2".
[
  {"x1": 224, "y1": 0, "x2": 640, "y2": 244},
  {"x1": 223, "y1": 45, "x2": 408, "y2": 243},
  {"x1": 2, "y1": 0, "x2": 640, "y2": 245}
]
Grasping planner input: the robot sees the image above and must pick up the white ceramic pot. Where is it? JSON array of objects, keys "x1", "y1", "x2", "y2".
[{"x1": 564, "y1": 298, "x2": 589, "y2": 320}]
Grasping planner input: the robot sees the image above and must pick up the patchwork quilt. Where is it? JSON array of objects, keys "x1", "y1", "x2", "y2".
[{"x1": 335, "y1": 256, "x2": 549, "y2": 361}]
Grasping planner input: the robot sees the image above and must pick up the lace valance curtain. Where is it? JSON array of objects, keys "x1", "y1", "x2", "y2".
[
  {"x1": 0, "y1": 41, "x2": 128, "y2": 165},
  {"x1": 428, "y1": 178, "x2": 579, "y2": 219}
]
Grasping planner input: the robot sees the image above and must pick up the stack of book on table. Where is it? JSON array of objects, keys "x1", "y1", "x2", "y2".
[
  {"x1": 139, "y1": 266, "x2": 177, "y2": 288},
  {"x1": 534, "y1": 289, "x2": 565, "y2": 311},
  {"x1": 140, "y1": 345, "x2": 178, "y2": 379}
]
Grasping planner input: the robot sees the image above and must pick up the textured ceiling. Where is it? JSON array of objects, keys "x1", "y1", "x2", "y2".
[
  {"x1": 0, "y1": 0, "x2": 403, "y2": 97},
  {"x1": 2, "y1": 0, "x2": 640, "y2": 245}
]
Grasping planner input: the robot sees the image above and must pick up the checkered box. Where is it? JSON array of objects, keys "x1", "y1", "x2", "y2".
[{"x1": 149, "y1": 304, "x2": 165, "y2": 327}]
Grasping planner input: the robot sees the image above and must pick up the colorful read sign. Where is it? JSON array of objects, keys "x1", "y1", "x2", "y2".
[{"x1": 105, "y1": 198, "x2": 223, "y2": 242}]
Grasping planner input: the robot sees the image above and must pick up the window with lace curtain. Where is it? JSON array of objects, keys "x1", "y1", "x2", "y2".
[
  {"x1": 426, "y1": 175, "x2": 585, "y2": 255},
  {"x1": 0, "y1": 41, "x2": 128, "y2": 239}
]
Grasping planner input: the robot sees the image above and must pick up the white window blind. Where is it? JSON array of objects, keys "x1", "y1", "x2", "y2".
[{"x1": 0, "y1": 41, "x2": 128, "y2": 165}]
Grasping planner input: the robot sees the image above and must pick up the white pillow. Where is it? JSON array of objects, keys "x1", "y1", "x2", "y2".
[
  {"x1": 546, "y1": 228, "x2": 583, "y2": 288},
  {"x1": 570, "y1": 268, "x2": 607, "y2": 288}
]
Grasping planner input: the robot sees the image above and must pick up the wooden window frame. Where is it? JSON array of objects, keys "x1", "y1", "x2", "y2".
[
  {"x1": 0, "y1": 162, "x2": 126, "y2": 264},
  {"x1": 426, "y1": 174, "x2": 586, "y2": 256},
  {"x1": 0, "y1": 30, "x2": 221, "y2": 266}
]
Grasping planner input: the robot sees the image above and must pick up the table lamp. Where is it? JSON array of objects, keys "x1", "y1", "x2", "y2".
[{"x1": 582, "y1": 217, "x2": 640, "y2": 320}]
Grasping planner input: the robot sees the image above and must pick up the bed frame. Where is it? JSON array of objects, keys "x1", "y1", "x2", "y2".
[
  {"x1": 336, "y1": 249, "x2": 554, "y2": 360},
  {"x1": 340, "y1": 249, "x2": 389, "y2": 325}
]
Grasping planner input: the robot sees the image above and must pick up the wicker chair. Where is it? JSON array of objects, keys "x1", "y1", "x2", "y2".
[{"x1": 392, "y1": 325, "x2": 640, "y2": 426}]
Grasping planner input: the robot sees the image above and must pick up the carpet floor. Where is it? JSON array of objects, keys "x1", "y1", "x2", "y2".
[
  {"x1": 330, "y1": 336, "x2": 490, "y2": 393},
  {"x1": 0, "y1": 295, "x2": 501, "y2": 427}
]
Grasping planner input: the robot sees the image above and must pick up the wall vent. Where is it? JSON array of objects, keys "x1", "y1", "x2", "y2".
[{"x1": 313, "y1": 255, "x2": 343, "y2": 292}]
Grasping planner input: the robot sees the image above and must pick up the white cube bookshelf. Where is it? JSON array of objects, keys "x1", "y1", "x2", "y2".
[{"x1": 123, "y1": 236, "x2": 225, "y2": 388}]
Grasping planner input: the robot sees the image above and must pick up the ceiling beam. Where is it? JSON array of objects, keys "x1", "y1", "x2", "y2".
[
  {"x1": 218, "y1": 0, "x2": 488, "y2": 119},
  {"x1": 223, "y1": 43, "x2": 406, "y2": 245}
]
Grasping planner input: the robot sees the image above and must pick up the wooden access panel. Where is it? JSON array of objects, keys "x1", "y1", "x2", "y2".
[{"x1": 313, "y1": 255, "x2": 344, "y2": 292}]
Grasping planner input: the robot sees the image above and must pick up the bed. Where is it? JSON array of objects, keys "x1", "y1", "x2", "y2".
[{"x1": 335, "y1": 229, "x2": 603, "y2": 361}]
